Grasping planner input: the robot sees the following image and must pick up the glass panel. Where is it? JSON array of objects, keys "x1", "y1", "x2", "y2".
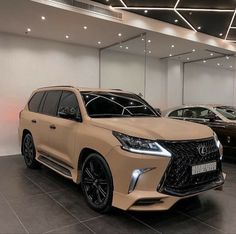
[{"x1": 100, "y1": 34, "x2": 146, "y2": 98}]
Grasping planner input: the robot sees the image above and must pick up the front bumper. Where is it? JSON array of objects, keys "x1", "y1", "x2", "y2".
[{"x1": 107, "y1": 146, "x2": 225, "y2": 211}]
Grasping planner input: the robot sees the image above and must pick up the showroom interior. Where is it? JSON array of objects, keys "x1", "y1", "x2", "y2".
[{"x1": 1, "y1": 0, "x2": 236, "y2": 233}]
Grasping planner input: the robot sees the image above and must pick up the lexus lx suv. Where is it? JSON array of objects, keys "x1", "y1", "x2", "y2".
[{"x1": 19, "y1": 86, "x2": 225, "y2": 212}]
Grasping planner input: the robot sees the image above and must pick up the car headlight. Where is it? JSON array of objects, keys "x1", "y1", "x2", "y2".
[
  {"x1": 112, "y1": 131, "x2": 171, "y2": 157},
  {"x1": 213, "y1": 132, "x2": 223, "y2": 160}
]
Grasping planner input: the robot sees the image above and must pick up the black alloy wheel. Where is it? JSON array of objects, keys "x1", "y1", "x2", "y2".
[
  {"x1": 81, "y1": 153, "x2": 113, "y2": 213},
  {"x1": 22, "y1": 133, "x2": 40, "y2": 169}
]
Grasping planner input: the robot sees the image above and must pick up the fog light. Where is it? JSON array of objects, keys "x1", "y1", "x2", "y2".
[{"x1": 128, "y1": 168, "x2": 155, "y2": 193}]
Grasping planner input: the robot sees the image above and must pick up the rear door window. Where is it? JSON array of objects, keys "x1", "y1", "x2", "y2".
[
  {"x1": 41, "y1": 90, "x2": 62, "y2": 116},
  {"x1": 28, "y1": 91, "x2": 45, "y2": 113}
]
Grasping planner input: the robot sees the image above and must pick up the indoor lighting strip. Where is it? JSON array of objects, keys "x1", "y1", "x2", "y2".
[
  {"x1": 114, "y1": 7, "x2": 235, "y2": 13},
  {"x1": 225, "y1": 9, "x2": 236, "y2": 40},
  {"x1": 116, "y1": 0, "x2": 236, "y2": 39}
]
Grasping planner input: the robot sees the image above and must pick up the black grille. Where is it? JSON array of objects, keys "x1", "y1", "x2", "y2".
[{"x1": 158, "y1": 138, "x2": 224, "y2": 196}]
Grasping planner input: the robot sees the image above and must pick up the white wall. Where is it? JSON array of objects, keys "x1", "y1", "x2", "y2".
[
  {"x1": 184, "y1": 63, "x2": 235, "y2": 105},
  {"x1": 0, "y1": 33, "x2": 99, "y2": 156},
  {"x1": 166, "y1": 60, "x2": 183, "y2": 108}
]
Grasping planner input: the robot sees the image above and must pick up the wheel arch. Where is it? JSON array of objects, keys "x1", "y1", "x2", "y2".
[{"x1": 77, "y1": 147, "x2": 113, "y2": 185}]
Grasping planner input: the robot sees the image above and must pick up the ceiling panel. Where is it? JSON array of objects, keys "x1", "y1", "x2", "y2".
[
  {"x1": 128, "y1": 10, "x2": 191, "y2": 30},
  {"x1": 227, "y1": 29, "x2": 236, "y2": 40},
  {"x1": 179, "y1": 11, "x2": 233, "y2": 37},
  {"x1": 91, "y1": 1, "x2": 236, "y2": 40},
  {"x1": 123, "y1": 0, "x2": 176, "y2": 8},
  {"x1": 178, "y1": 0, "x2": 236, "y2": 10}
]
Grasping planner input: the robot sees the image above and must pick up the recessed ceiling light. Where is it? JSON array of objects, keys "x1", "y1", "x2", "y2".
[
  {"x1": 226, "y1": 56, "x2": 230, "y2": 59},
  {"x1": 27, "y1": 28, "x2": 31, "y2": 32},
  {"x1": 197, "y1": 26, "x2": 201, "y2": 30},
  {"x1": 230, "y1": 65, "x2": 233, "y2": 68},
  {"x1": 98, "y1": 41, "x2": 101, "y2": 45},
  {"x1": 144, "y1": 10, "x2": 148, "y2": 13},
  {"x1": 149, "y1": 51, "x2": 151, "y2": 54},
  {"x1": 192, "y1": 49, "x2": 196, "y2": 52},
  {"x1": 174, "y1": 19, "x2": 178, "y2": 23},
  {"x1": 171, "y1": 44, "x2": 175, "y2": 48},
  {"x1": 118, "y1": 33, "x2": 122, "y2": 37},
  {"x1": 120, "y1": 45, "x2": 123, "y2": 48},
  {"x1": 148, "y1": 39, "x2": 151, "y2": 43},
  {"x1": 189, "y1": 12, "x2": 192, "y2": 15},
  {"x1": 126, "y1": 46, "x2": 128, "y2": 49},
  {"x1": 83, "y1": 26, "x2": 87, "y2": 30},
  {"x1": 217, "y1": 63, "x2": 220, "y2": 66},
  {"x1": 203, "y1": 60, "x2": 206, "y2": 63},
  {"x1": 187, "y1": 57, "x2": 190, "y2": 61},
  {"x1": 65, "y1": 35, "x2": 69, "y2": 39},
  {"x1": 169, "y1": 54, "x2": 172, "y2": 57},
  {"x1": 106, "y1": 0, "x2": 109, "y2": 2},
  {"x1": 210, "y1": 53, "x2": 214, "y2": 56},
  {"x1": 219, "y1": 33, "x2": 223, "y2": 36},
  {"x1": 41, "y1": 16, "x2": 46, "y2": 20},
  {"x1": 141, "y1": 38, "x2": 145, "y2": 41}
]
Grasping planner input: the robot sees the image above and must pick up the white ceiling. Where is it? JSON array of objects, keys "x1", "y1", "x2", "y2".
[{"x1": 0, "y1": 0, "x2": 235, "y2": 69}]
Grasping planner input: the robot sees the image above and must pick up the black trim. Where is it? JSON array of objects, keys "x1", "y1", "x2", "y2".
[
  {"x1": 38, "y1": 150, "x2": 73, "y2": 169},
  {"x1": 38, "y1": 155, "x2": 72, "y2": 177}
]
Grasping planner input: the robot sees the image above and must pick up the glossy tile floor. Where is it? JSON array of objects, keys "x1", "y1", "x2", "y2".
[{"x1": 0, "y1": 155, "x2": 235, "y2": 234}]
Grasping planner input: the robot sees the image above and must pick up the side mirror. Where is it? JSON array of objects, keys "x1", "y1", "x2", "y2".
[{"x1": 58, "y1": 107, "x2": 82, "y2": 122}]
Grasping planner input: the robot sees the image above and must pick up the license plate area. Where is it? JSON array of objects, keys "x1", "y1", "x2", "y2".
[{"x1": 192, "y1": 162, "x2": 217, "y2": 175}]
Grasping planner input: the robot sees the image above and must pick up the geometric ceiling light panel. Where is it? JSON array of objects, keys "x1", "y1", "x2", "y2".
[
  {"x1": 92, "y1": 0, "x2": 236, "y2": 40},
  {"x1": 179, "y1": 11, "x2": 233, "y2": 37}
]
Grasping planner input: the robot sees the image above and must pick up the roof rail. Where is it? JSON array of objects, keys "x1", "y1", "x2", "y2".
[
  {"x1": 112, "y1": 89, "x2": 123, "y2": 91},
  {"x1": 38, "y1": 85, "x2": 75, "y2": 89}
]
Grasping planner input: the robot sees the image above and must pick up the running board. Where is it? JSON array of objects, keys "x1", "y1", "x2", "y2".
[{"x1": 38, "y1": 155, "x2": 72, "y2": 178}]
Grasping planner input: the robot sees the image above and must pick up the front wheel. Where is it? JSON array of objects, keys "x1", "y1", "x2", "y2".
[
  {"x1": 22, "y1": 133, "x2": 40, "y2": 169},
  {"x1": 81, "y1": 153, "x2": 113, "y2": 213}
]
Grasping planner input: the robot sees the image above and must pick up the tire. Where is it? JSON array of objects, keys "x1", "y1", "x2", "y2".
[
  {"x1": 81, "y1": 153, "x2": 113, "y2": 213},
  {"x1": 22, "y1": 133, "x2": 40, "y2": 169}
]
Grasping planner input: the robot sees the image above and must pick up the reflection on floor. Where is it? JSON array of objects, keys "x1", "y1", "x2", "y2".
[{"x1": 0, "y1": 155, "x2": 235, "y2": 234}]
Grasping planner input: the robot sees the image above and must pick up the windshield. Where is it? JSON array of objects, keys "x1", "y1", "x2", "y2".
[
  {"x1": 81, "y1": 91, "x2": 159, "y2": 118},
  {"x1": 216, "y1": 106, "x2": 236, "y2": 120}
]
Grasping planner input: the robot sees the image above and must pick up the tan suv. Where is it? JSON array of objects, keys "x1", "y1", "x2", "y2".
[{"x1": 19, "y1": 86, "x2": 225, "y2": 212}]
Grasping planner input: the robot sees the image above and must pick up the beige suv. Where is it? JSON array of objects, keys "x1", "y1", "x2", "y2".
[{"x1": 19, "y1": 86, "x2": 225, "y2": 212}]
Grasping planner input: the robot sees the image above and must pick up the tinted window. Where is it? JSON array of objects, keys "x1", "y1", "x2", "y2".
[
  {"x1": 28, "y1": 91, "x2": 45, "y2": 112},
  {"x1": 169, "y1": 109, "x2": 184, "y2": 118},
  {"x1": 216, "y1": 107, "x2": 236, "y2": 120},
  {"x1": 41, "y1": 91, "x2": 62, "y2": 116},
  {"x1": 58, "y1": 91, "x2": 80, "y2": 118},
  {"x1": 81, "y1": 91, "x2": 158, "y2": 118}
]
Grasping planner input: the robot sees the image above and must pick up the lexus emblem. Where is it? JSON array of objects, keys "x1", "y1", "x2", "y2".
[{"x1": 197, "y1": 144, "x2": 208, "y2": 156}]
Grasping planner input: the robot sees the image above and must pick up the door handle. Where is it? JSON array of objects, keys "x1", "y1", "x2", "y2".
[
  {"x1": 31, "y1": 119, "x2": 37, "y2": 123},
  {"x1": 49, "y1": 124, "x2": 56, "y2": 130}
]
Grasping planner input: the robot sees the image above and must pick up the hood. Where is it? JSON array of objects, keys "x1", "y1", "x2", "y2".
[{"x1": 90, "y1": 117, "x2": 213, "y2": 141}]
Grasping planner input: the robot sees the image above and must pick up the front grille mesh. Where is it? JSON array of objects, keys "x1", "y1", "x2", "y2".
[{"x1": 158, "y1": 138, "x2": 223, "y2": 196}]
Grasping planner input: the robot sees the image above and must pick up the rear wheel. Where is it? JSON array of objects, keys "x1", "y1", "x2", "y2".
[
  {"x1": 22, "y1": 133, "x2": 40, "y2": 169},
  {"x1": 81, "y1": 153, "x2": 113, "y2": 213}
]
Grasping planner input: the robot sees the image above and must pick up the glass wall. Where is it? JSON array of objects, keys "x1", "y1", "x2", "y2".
[{"x1": 100, "y1": 34, "x2": 146, "y2": 98}]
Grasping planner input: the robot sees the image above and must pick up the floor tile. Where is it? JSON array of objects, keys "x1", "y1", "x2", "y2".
[
  {"x1": 49, "y1": 188, "x2": 100, "y2": 222},
  {"x1": 46, "y1": 222, "x2": 93, "y2": 234},
  {"x1": 8, "y1": 193, "x2": 77, "y2": 233},
  {"x1": 84, "y1": 209, "x2": 158, "y2": 233},
  {"x1": 0, "y1": 197, "x2": 27, "y2": 234},
  {"x1": 132, "y1": 209, "x2": 223, "y2": 234}
]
